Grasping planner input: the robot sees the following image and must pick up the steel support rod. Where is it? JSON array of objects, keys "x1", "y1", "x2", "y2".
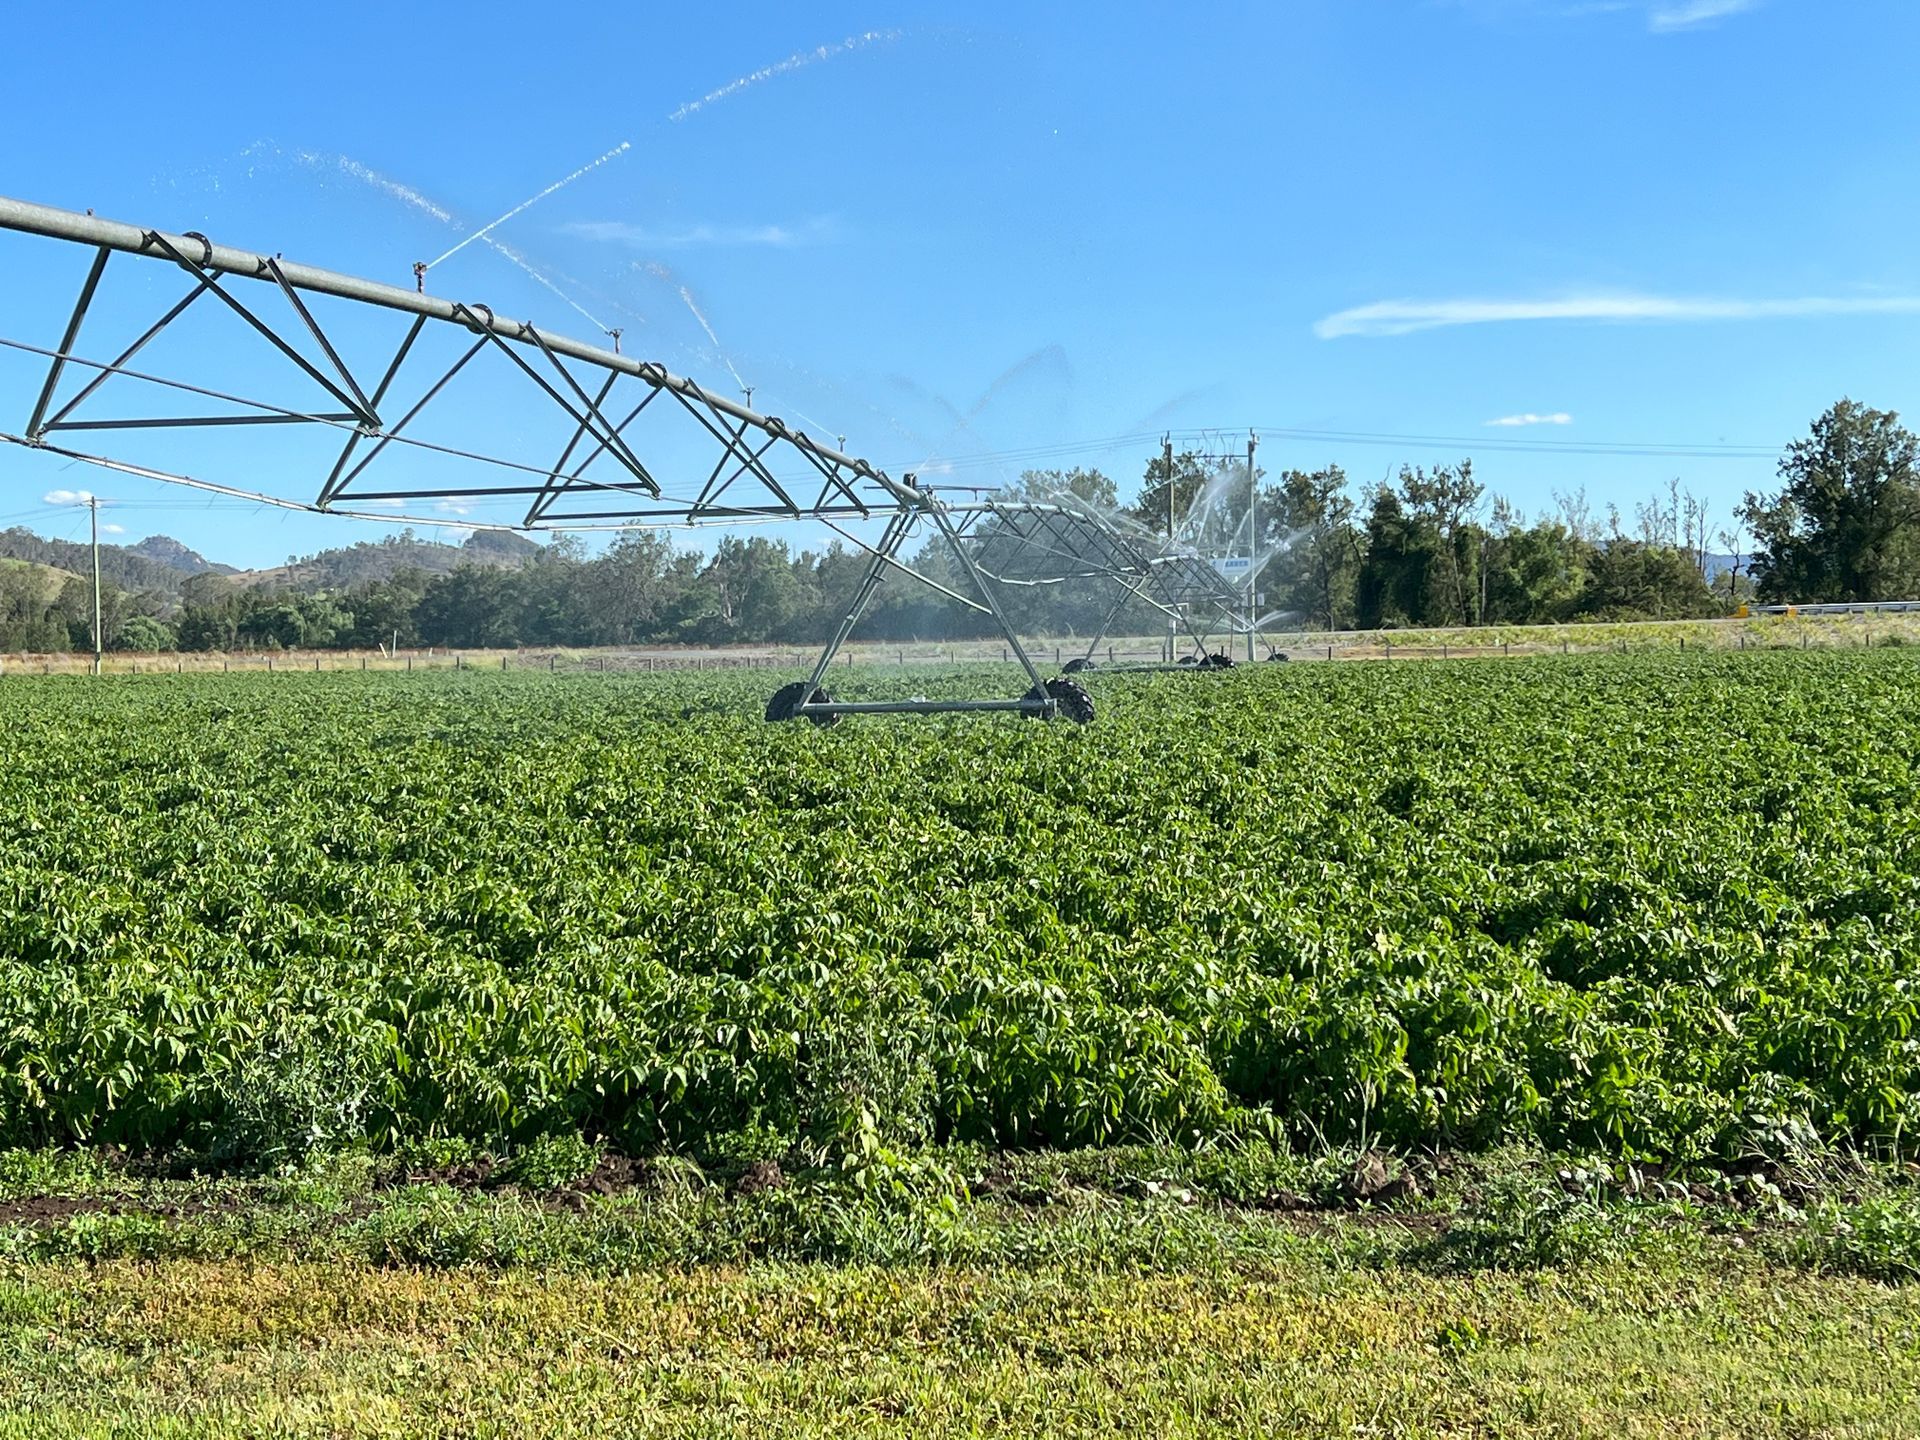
[
  {"x1": 929, "y1": 504, "x2": 1052, "y2": 699},
  {"x1": 0, "y1": 195, "x2": 902, "y2": 499},
  {"x1": 25, "y1": 245, "x2": 108, "y2": 438},
  {"x1": 796, "y1": 697, "x2": 1048, "y2": 717},
  {"x1": 800, "y1": 507, "x2": 918, "y2": 694}
]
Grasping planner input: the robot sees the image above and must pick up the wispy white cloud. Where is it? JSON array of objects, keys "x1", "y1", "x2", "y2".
[
  {"x1": 1648, "y1": 0, "x2": 1759, "y2": 31},
  {"x1": 564, "y1": 218, "x2": 838, "y2": 249},
  {"x1": 100, "y1": 522, "x2": 126, "y2": 535},
  {"x1": 42, "y1": 488, "x2": 93, "y2": 506},
  {"x1": 434, "y1": 500, "x2": 472, "y2": 517},
  {"x1": 1487, "y1": 412, "x2": 1574, "y2": 427},
  {"x1": 1444, "y1": 0, "x2": 1761, "y2": 31},
  {"x1": 1317, "y1": 292, "x2": 1920, "y2": 339}
]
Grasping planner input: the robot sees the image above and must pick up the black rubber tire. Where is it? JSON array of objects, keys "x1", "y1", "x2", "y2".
[
  {"x1": 1023, "y1": 676, "x2": 1095, "y2": 724},
  {"x1": 765, "y1": 681, "x2": 839, "y2": 726},
  {"x1": 1267, "y1": 652, "x2": 1290, "y2": 662},
  {"x1": 1176, "y1": 654, "x2": 1198, "y2": 666},
  {"x1": 1201, "y1": 652, "x2": 1236, "y2": 670},
  {"x1": 1062, "y1": 657, "x2": 1096, "y2": 674}
]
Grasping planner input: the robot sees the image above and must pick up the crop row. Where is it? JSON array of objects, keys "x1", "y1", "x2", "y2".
[{"x1": 0, "y1": 654, "x2": 1915, "y2": 1165}]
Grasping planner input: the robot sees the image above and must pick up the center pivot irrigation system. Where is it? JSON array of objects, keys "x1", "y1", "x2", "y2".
[{"x1": 0, "y1": 195, "x2": 1260, "y2": 722}]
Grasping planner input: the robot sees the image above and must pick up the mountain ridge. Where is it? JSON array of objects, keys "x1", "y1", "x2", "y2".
[{"x1": 0, "y1": 525, "x2": 543, "y2": 602}]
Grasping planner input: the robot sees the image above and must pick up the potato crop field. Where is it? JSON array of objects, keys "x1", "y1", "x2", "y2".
[{"x1": 2, "y1": 652, "x2": 1916, "y2": 1172}]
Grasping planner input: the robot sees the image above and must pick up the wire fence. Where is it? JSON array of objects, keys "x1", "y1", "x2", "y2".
[{"x1": 2, "y1": 614, "x2": 1915, "y2": 678}]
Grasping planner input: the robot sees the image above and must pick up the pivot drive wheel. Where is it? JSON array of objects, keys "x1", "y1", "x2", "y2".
[
  {"x1": 765, "y1": 681, "x2": 839, "y2": 726},
  {"x1": 1062, "y1": 656, "x2": 1096, "y2": 674},
  {"x1": 1023, "y1": 676, "x2": 1095, "y2": 725},
  {"x1": 1200, "y1": 652, "x2": 1236, "y2": 670}
]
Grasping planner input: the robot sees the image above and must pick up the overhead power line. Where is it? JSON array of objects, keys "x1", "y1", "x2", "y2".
[{"x1": 890, "y1": 423, "x2": 1784, "y2": 476}]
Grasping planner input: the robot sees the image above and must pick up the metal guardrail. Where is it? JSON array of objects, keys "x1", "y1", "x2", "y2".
[{"x1": 1742, "y1": 601, "x2": 1920, "y2": 616}]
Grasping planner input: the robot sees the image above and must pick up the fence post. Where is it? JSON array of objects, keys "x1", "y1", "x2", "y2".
[
  {"x1": 407, "y1": 655, "x2": 413, "y2": 672},
  {"x1": 502, "y1": 655, "x2": 508, "y2": 672},
  {"x1": 314, "y1": 657, "x2": 320, "y2": 672},
  {"x1": 1328, "y1": 645, "x2": 1334, "y2": 661}
]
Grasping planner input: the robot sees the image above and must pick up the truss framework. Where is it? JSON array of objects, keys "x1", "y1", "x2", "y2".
[
  {"x1": 0, "y1": 195, "x2": 904, "y2": 534},
  {"x1": 0, "y1": 195, "x2": 1118, "y2": 719}
]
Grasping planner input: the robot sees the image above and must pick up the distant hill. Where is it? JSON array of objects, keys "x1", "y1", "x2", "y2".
[
  {"x1": 0, "y1": 527, "x2": 195, "y2": 598},
  {"x1": 230, "y1": 529, "x2": 542, "y2": 591},
  {"x1": 0, "y1": 524, "x2": 544, "y2": 604},
  {"x1": 129, "y1": 535, "x2": 235, "y2": 577},
  {"x1": 0, "y1": 555, "x2": 74, "y2": 605}
]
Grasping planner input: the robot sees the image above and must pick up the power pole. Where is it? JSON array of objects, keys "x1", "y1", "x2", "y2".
[
  {"x1": 88, "y1": 494, "x2": 102, "y2": 676},
  {"x1": 1163, "y1": 434, "x2": 1175, "y2": 539},
  {"x1": 1246, "y1": 431, "x2": 1258, "y2": 662}
]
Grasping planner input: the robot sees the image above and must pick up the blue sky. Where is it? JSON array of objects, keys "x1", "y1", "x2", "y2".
[{"x1": 1, "y1": 0, "x2": 1916, "y2": 565}]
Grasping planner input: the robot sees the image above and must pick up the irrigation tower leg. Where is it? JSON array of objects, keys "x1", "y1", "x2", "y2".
[
  {"x1": 798, "y1": 505, "x2": 917, "y2": 694},
  {"x1": 1081, "y1": 586, "x2": 1134, "y2": 663},
  {"x1": 1177, "y1": 606, "x2": 1214, "y2": 660},
  {"x1": 928, "y1": 504, "x2": 1053, "y2": 701}
]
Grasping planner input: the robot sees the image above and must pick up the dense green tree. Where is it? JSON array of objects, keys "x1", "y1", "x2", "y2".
[
  {"x1": 414, "y1": 567, "x2": 524, "y2": 649},
  {"x1": 342, "y1": 572, "x2": 429, "y2": 650},
  {"x1": 1265, "y1": 467, "x2": 1360, "y2": 629},
  {"x1": 0, "y1": 562, "x2": 72, "y2": 652},
  {"x1": 1398, "y1": 462, "x2": 1484, "y2": 626},
  {"x1": 1354, "y1": 487, "x2": 1434, "y2": 629},
  {"x1": 1480, "y1": 513, "x2": 1588, "y2": 624},
  {"x1": 685, "y1": 537, "x2": 810, "y2": 645},
  {"x1": 1742, "y1": 399, "x2": 1920, "y2": 602},
  {"x1": 112, "y1": 615, "x2": 178, "y2": 652},
  {"x1": 238, "y1": 595, "x2": 352, "y2": 650},
  {"x1": 1578, "y1": 540, "x2": 1717, "y2": 620},
  {"x1": 582, "y1": 533, "x2": 697, "y2": 645}
]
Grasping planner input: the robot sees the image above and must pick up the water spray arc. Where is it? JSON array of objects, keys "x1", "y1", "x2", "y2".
[
  {"x1": 669, "y1": 31, "x2": 902, "y2": 122},
  {"x1": 427, "y1": 141, "x2": 632, "y2": 270}
]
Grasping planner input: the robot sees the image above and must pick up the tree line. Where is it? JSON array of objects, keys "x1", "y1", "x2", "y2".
[{"x1": 4, "y1": 400, "x2": 1915, "y2": 654}]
